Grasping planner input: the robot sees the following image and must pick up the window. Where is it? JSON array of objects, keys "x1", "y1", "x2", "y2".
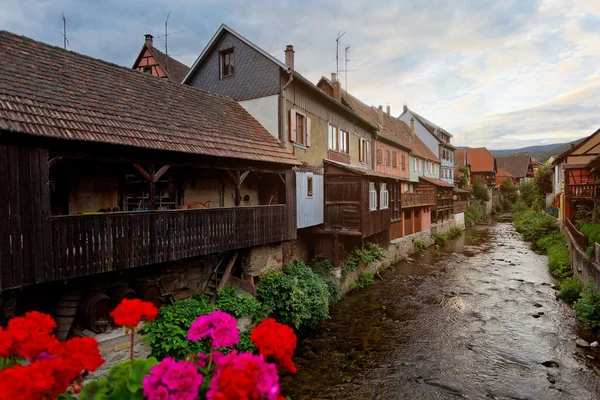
[
  {"x1": 392, "y1": 152, "x2": 397, "y2": 168},
  {"x1": 369, "y1": 182, "x2": 377, "y2": 210},
  {"x1": 414, "y1": 158, "x2": 420, "y2": 172},
  {"x1": 376, "y1": 149, "x2": 383, "y2": 165},
  {"x1": 296, "y1": 114, "x2": 306, "y2": 146},
  {"x1": 380, "y1": 183, "x2": 389, "y2": 209},
  {"x1": 220, "y1": 48, "x2": 234, "y2": 78},
  {"x1": 360, "y1": 138, "x2": 370, "y2": 164},
  {"x1": 307, "y1": 175, "x2": 313, "y2": 197},
  {"x1": 143, "y1": 67, "x2": 152, "y2": 74},
  {"x1": 385, "y1": 150, "x2": 391, "y2": 166},
  {"x1": 339, "y1": 130, "x2": 349, "y2": 154},
  {"x1": 401, "y1": 155, "x2": 406, "y2": 170},
  {"x1": 328, "y1": 124, "x2": 338, "y2": 151}
]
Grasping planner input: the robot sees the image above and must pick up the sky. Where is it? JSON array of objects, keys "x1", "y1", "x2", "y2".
[{"x1": 1, "y1": 0, "x2": 599, "y2": 150}]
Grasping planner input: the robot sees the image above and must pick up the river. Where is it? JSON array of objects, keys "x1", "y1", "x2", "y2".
[{"x1": 282, "y1": 217, "x2": 600, "y2": 399}]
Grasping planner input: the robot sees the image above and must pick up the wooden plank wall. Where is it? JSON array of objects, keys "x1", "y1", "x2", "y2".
[
  {"x1": 0, "y1": 144, "x2": 52, "y2": 290},
  {"x1": 324, "y1": 176, "x2": 361, "y2": 232}
]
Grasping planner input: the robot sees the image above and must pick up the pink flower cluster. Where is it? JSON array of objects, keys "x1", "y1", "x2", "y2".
[
  {"x1": 142, "y1": 357, "x2": 204, "y2": 400},
  {"x1": 207, "y1": 351, "x2": 281, "y2": 400},
  {"x1": 187, "y1": 310, "x2": 239, "y2": 348}
]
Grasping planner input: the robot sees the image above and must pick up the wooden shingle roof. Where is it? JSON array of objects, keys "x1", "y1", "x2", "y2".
[
  {"x1": 143, "y1": 45, "x2": 190, "y2": 83},
  {"x1": 0, "y1": 31, "x2": 298, "y2": 166}
]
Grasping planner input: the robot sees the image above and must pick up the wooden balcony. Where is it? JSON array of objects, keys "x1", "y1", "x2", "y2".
[
  {"x1": 454, "y1": 200, "x2": 468, "y2": 214},
  {"x1": 49, "y1": 205, "x2": 294, "y2": 281},
  {"x1": 565, "y1": 184, "x2": 600, "y2": 200},
  {"x1": 437, "y1": 198, "x2": 454, "y2": 211},
  {"x1": 401, "y1": 192, "x2": 436, "y2": 208}
]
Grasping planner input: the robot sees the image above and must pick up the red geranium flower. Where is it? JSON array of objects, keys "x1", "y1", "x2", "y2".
[
  {"x1": 110, "y1": 298, "x2": 158, "y2": 327},
  {"x1": 52, "y1": 336, "x2": 104, "y2": 373},
  {"x1": 3, "y1": 311, "x2": 60, "y2": 360},
  {"x1": 250, "y1": 318, "x2": 297, "y2": 373}
]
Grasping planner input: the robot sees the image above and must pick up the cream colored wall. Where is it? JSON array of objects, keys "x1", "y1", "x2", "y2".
[
  {"x1": 182, "y1": 172, "x2": 259, "y2": 208},
  {"x1": 69, "y1": 175, "x2": 119, "y2": 214}
]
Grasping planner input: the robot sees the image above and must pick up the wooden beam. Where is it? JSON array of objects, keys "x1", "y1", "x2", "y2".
[
  {"x1": 217, "y1": 252, "x2": 239, "y2": 291},
  {"x1": 48, "y1": 156, "x2": 63, "y2": 169},
  {"x1": 239, "y1": 170, "x2": 250, "y2": 185},
  {"x1": 153, "y1": 165, "x2": 171, "y2": 182},
  {"x1": 227, "y1": 169, "x2": 239, "y2": 185},
  {"x1": 278, "y1": 173, "x2": 286, "y2": 185},
  {"x1": 133, "y1": 164, "x2": 152, "y2": 182}
]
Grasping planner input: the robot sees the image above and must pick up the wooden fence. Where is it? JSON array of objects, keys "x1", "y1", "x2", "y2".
[
  {"x1": 454, "y1": 200, "x2": 468, "y2": 214},
  {"x1": 566, "y1": 218, "x2": 587, "y2": 250},
  {"x1": 565, "y1": 184, "x2": 600, "y2": 200},
  {"x1": 401, "y1": 192, "x2": 436, "y2": 207},
  {"x1": 49, "y1": 205, "x2": 292, "y2": 281}
]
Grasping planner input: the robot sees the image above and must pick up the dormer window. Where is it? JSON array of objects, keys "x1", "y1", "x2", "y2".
[{"x1": 220, "y1": 48, "x2": 234, "y2": 78}]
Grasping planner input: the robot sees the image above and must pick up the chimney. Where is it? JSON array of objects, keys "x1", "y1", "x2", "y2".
[
  {"x1": 403, "y1": 104, "x2": 408, "y2": 114},
  {"x1": 145, "y1": 34, "x2": 153, "y2": 47},
  {"x1": 331, "y1": 73, "x2": 341, "y2": 101},
  {"x1": 378, "y1": 105, "x2": 384, "y2": 124},
  {"x1": 386, "y1": 105, "x2": 391, "y2": 116},
  {"x1": 410, "y1": 117, "x2": 415, "y2": 135},
  {"x1": 285, "y1": 45, "x2": 295, "y2": 70}
]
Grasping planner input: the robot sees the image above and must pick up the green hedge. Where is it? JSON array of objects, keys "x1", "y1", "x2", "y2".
[
  {"x1": 465, "y1": 204, "x2": 487, "y2": 226},
  {"x1": 513, "y1": 210, "x2": 558, "y2": 242}
]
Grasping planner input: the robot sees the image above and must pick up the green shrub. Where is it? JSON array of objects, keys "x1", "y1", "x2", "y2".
[
  {"x1": 547, "y1": 244, "x2": 571, "y2": 279},
  {"x1": 511, "y1": 199, "x2": 528, "y2": 214},
  {"x1": 536, "y1": 231, "x2": 565, "y2": 250},
  {"x1": 513, "y1": 210, "x2": 558, "y2": 242},
  {"x1": 574, "y1": 283, "x2": 600, "y2": 332},
  {"x1": 413, "y1": 239, "x2": 427, "y2": 252},
  {"x1": 519, "y1": 180, "x2": 538, "y2": 208},
  {"x1": 356, "y1": 272, "x2": 374, "y2": 289},
  {"x1": 581, "y1": 224, "x2": 600, "y2": 260},
  {"x1": 81, "y1": 358, "x2": 159, "y2": 399},
  {"x1": 214, "y1": 286, "x2": 268, "y2": 321},
  {"x1": 257, "y1": 260, "x2": 329, "y2": 331},
  {"x1": 435, "y1": 232, "x2": 448, "y2": 246},
  {"x1": 465, "y1": 204, "x2": 487, "y2": 226},
  {"x1": 448, "y1": 227, "x2": 463, "y2": 239},
  {"x1": 558, "y1": 278, "x2": 583, "y2": 302},
  {"x1": 306, "y1": 255, "x2": 343, "y2": 304},
  {"x1": 344, "y1": 242, "x2": 387, "y2": 272}
]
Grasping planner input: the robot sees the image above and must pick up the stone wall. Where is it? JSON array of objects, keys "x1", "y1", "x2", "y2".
[{"x1": 565, "y1": 228, "x2": 600, "y2": 290}]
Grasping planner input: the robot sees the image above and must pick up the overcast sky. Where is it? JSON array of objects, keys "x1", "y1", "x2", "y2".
[{"x1": 2, "y1": 0, "x2": 599, "y2": 149}]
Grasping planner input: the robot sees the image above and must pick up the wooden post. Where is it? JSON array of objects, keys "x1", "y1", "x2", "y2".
[
  {"x1": 227, "y1": 170, "x2": 249, "y2": 207},
  {"x1": 148, "y1": 164, "x2": 156, "y2": 210}
]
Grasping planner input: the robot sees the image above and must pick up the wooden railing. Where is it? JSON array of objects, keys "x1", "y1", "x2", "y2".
[
  {"x1": 565, "y1": 184, "x2": 600, "y2": 200},
  {"x1": 50, "y1": 205, "x2": 293, "y2": 280},
  {"x1": 566, "y1": 218, "x2": 587, "y2": 250},
  {"x1": 437, "y1": 198, "x2": 454, "y2": 210},
  {"x1": 454, "y1": 200, "x2": 468, "y2": 214},
  {"x1": 401, "y1": 192, "x2": 436, "y2": 208}
]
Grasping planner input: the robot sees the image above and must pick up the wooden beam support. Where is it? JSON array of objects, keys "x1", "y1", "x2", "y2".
[
  {"x1": 153, "y1": 165, "x2": 171, "y2": 183},
  {"x1": 217, "y1": 252, "x2": 239, "y2": 291},
  {"x1": 133, "y1": 164, "x2": 152, "y2": 182},
  {"x1": 239, "y1": 170, "x2": 250, "y2": 186},
  {"x1": 48, "y1": 156, "x2": 63, "y2": 169},
  {"x1": 227, "y1": 169, "x2": 242, "y2": 206},
  {"x1": 278, "y1": 173, "x2": 286, "y2": 185}
]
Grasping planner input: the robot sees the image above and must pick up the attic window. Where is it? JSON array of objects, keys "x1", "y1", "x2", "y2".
[
  {"x1": 220, "y1": 48, "x2": 234, "y2": 78},
  {"x1": 143, "y1": 67, "x2": 152, "y2": 74}
]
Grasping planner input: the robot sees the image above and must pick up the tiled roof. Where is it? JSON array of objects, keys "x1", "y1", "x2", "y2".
[
  {"x1": 0, "y1": 31, "x2": 298, "y2": 166},
  {"x1": 496, "y1": 155, "x2": 530, "y2": 178},
  {"x1": 419, "y1": 176, "x2": 455, "y2": 188},
  {"x1": 410, "y1": 132, "x2": 439, "y2": 162},
  {"x1": 402, "y1": 107, "x2": 456, "y2": 150},
  {"x1": 464, "y1": 147, "x2": 495, "y2": 173},
  {"x1": 496, "y1": 167, "x2": 514, "y2": 178},
  {"x1": 145, "y1": 45, "x2": 190, "y2": 83},
  {"x1": 318, "y1": 77, "x2": 412, "y2": 152},
  {"x1": 323, "y1": 159, "x2": 408, "y2": 181},
  {"x1": 552, "y1": 129, "x2": 600, "y2": 165}
]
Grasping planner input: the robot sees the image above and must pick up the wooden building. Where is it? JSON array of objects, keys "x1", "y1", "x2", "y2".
[
  {"x1": 132, "y1": 34, "x2": 190, "y2": 82},
  {"x1": 0, "y1": 31, "x2": 298, "y2": 329}
]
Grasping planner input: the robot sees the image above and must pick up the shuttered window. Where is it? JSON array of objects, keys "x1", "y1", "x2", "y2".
[
  {"x1": 392, "y1": 152, "x2": 397, "y2": 167},
  {"x1": 376, "y1": 149, "x2": 383, "y2": 165},
  {"x1": 220, "y1": 48, "x2": 234, "y2": 78},
  {"x1": 369, "y1": 182, "x2": 377, "y2": 210},
  {"x1": 380, "y1": 183, "x2": 389, "y2": 209}
]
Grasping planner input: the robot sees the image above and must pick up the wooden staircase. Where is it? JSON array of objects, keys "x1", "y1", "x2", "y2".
[{"x1": 202, "y1": 251, "x2": 238, "y2": 299}]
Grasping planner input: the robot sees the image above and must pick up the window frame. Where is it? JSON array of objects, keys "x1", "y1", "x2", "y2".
[
  {"x1": 376, "y1": 148, "x2": 383, "y2": 165},
  {"x1": 401, "y1": 154, "x2": 406, "y2": 171},
  {"x1": 369, "y1": 182, "x2": 378, "y2": 211},
  {"x1": 360, "y1": 139, "x2": 370, "y2": 165},
  {"x1": 295, "y1": 111, "x2": 307, "y2": 147},
  {"x1": 392, "y1": 151, "x2": 397, "y2": 168},
  {"x1": 380, "y1": 183, "x2": 389, "y2": 209},
  {"x1": 220, "y1": 48, "x2": 235, "y2": 79},
  {"x1": 385, "y1": 149, "x2": 391, "y2": 167},
  {"x1": 306, "y1": 175, "x2": 313, "y2": 197},
  {"x1": 339, "y1": 129, "x2": 349, "y2": 154},
  {"x1": 328, "y1": 124, "x2": 339, "y2": 151}
]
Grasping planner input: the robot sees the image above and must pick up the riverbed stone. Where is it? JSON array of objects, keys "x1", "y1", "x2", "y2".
[{"x1": 576, "y1": 339, "x2": 590, "y2": 348}]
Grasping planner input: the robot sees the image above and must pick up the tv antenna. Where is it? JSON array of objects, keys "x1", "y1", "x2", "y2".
[
  {"x1": 342, "y1": 45, "x2": 358, "y2": 91},
  {"x1": 60, "y1": 14, "x2": 69, "y2": 50},
  {"x1": 156, "y1": 11, "x2": 183, "y2": 72},
  {"x1": 335, "y1": 31, "x2": 345, "y2": 77}
]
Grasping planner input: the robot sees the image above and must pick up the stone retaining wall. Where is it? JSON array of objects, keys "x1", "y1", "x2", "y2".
[{"x1": 565, "y1": 227, "x2": 600, "y2": 290}]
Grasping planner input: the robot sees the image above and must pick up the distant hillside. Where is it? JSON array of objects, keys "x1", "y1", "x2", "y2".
[{"x1": 489, "y1": 138, "x2": 586, "y2": 163}]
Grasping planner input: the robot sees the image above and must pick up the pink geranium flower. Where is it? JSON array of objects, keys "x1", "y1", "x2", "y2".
[
  {"x1": 142, "y1": 357, "x2": 204, "y2": 400},
  {"x1": 187, "y1": 310, "x2": 239, "y2": 348}
]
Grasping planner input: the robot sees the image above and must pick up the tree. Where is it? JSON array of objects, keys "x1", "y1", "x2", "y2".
[
  {"x1": 519, "y1": 180, "x2": 537, "y2": 208},
  {"x1": 471, "y1": 176, "x2": 490, "y2": 202},
  {"x1": 457, "y1": 166, "x2": 469, "y2": 189},
  {"x1": 500, "y1": 178, "x2": 518, "y2": 203},
  {"x1": 535, "y1": 163, "x2": 553, "y2": 195}
]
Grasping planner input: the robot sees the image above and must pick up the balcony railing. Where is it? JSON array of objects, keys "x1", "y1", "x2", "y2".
[
  {"x1": 401, "y1": 192, "x2": 436, "y2": 208},
  {"x1": 454, "y1": 200, "x2": 468, "y2": 214},
  {"x1": 437, "y1": 198, "x2": 454, "y2": 210},
  {"x1": 50, "y1": 205, "x2": 294, "y2": 281},
  {"x1": 565, "y1": 184, "x2": 600, "y2": 200}
]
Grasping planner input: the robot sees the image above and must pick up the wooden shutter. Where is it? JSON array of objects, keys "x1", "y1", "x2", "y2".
[
  {"x1": 359, "y1": 139, "x2": 364, "y2": 162},
  {"x1": 289, "y1": 109, "x2": 297, "y2": 142},
  {"x1": 306, "y1": 116, "x2": 311, "y2": 147}
]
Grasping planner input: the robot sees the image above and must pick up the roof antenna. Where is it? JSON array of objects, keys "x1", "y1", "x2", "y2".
[
  {"x1": 60, "y1": 14, "x2": 69, "y2": 50},
  {"x1": 342, "y1": 45, "x2": 358, "y2": 92},
  {"x1": 156, "y1": 11, "x2": 183, "y2": 72},
  {"x1": 335, "y1": 31, "x2": 345, "y2": 78}
]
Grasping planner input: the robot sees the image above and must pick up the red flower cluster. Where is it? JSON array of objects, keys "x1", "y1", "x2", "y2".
[
  {"x1": 250, "y1": 318, "x2": 297, "y2": 373},
  {"x1": 110, "y1": 298, "x2": 158, "y2": 327},
  {"x1": 0, "y1": 312, "x2": 104, "y2": 400}
]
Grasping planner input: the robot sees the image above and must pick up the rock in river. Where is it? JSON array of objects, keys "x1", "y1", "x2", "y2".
[{"x1": 576, "y1": 339, "x2": 590, "y2": 348}]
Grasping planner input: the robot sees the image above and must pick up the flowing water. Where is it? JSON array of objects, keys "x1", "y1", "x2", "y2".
[{"x1": 282, "y1": 217, "x2": 600, "y2": 399}]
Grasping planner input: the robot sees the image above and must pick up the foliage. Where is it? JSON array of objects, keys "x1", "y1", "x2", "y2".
[
  {"x1": 581, "y1": 224, "x2": 600, "y2": 260},
  {"x1": 307, "y1": 255, "x2": 343, "y2": 304},
  {"x1": 500, "y1": 178, "x2": 519, "y2": 203},
  {"x1": 81, "y1": 358, "x2": 159, "y2": 400},
  {"x1": 547, "y1": 244, "x2": 572, "y2": 279},
  {"x1": 575, "y1": 205, "x2": 600, "y2": 229},
  {"x1": 536, "y1": 231, "x2": 565, "y2": 250},
  {"x1": 470, "y1": 176, "x2": 490, "y2": 202},
  {"x1": 344, "y1": 242, "x2": 387, "y2": 272},
  {"x1": 413, "y1": 238, "x2": 427, "y2": 252},
  {"x1": 534, "y1": 163, "x2": 553, "y2": 195},
  {"x1": 518, "y1": 180, "x2": 538, "y2": 209},
  {"x1": 558, "y1": 278, "x2": 583, "y2": 302},
  {"x1": 511, "y1": 198, "x2": 528, "y2": 214},
  {"x1": 574, "y1": 283, "x2": 600, "y2": 332},
  {"x1": 434, "y1": 232, "x2": 448, "y2": 246},
  {"x1": 513, "y1": 210, "x2": 558, "y2": 242},
  {"x1": 356, "y1": 272, "x2": 374, "y2": 289},
  {"x1": 465, "y1": 204, "x2": 487, "y2": 226},
  {"x1": 140, "y1": 297, "x2": 215, "y2": 360},
  {"x1": 215, "y1": 286, "x2": 268, "y2": 321},
  {"x1": 448, "y1": 227, "x2": 463, "y2": 239},
  {"x1": 457, "y1": 166, "x2": 469, "y2": 189},
  {"x1": 257, "y1": 260, "x2": 329, "y2": 331}
]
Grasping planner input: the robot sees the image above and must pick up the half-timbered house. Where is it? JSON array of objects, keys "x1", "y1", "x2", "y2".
[{"x1": 132, "y1": 34, "x2": 190, "y2": 82}]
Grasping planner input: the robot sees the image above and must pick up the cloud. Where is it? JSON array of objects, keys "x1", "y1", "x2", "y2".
[{"x1": 1, "y1": 0, "x2": 599, "y2": 149}]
